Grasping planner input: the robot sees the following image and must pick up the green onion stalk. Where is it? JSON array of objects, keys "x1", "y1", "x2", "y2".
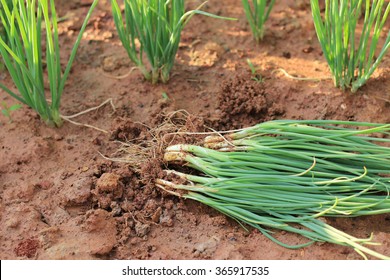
[
  {"x1": 311, "y1": 0, "x2": 390, "y2": 92},
  {"x1": 0, "y1": 0, "x2": 99, "y2": 127},
  {"x1": 157, "y1": 120, "x2": 390, "y2": 259},
  {"x1": 0, "y1": 0, "x2": 13, "y2": 69},
  {"x1": 0, "y1": 0, "x2": 13, "y2": 39},
  {"x1": 111, "y1": 0, "x2": 236, "y2": 84},
  {"x1": 242, "y1": 0, "x2": 275, "y2": 42}
]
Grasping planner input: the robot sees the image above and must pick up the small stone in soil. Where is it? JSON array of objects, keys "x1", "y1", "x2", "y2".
[
  {"x1": 95, "y1": 173, "x2": 123, "y2": 198},
  {"x1": 35, "y1": 180, "x2": 53, "y2": 190},
  {"x1": 302, "y1": 46, "x2": 314, "y2": 53},
  {"x1": 63, "y1": 177, "x2": 92, "y2": 205},
  {"x1": 53, "y1": 134, "x2": 64, "y2": 141},
  {"x1": 282, "y1": 51, "x2": 291, "y2": 59},
  {"x1": 130, "y1": 237, "x2": 141, "y2": 245},
  {"x1": 5, "y1": 217, "x2": 20, "y2": 229},
  {"x1": 110, "y1": 201, "x2": 122, "y2": 216},
  {"x1": 193, "y1": 236, "x2": 220, "y2": 256},
  {"x1": 81, "y1": 166, "x2": 89, "y2": 172},
  {"x1": 135, "y1": 222, "x2": 150, "y2": 237},
  {"x1": 151, "y1": 207, "x2": 162, "y2": 223},
  {"x1": 160, "y1": 209, "x2": 174, "y2": 227}
]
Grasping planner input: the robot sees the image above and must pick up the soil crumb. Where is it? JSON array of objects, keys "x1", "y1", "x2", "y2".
[
  {"x1": 217, "y1": 72, "x2": 285, "y2": 129},
  {"x1": 14, "y1": 238, "x2": 40, "y2": 259}
]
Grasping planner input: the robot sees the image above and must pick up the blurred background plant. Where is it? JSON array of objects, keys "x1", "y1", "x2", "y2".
[
  {"x1": 311, "y1": 0, "x2": 390, "y2": 92},
  {"x1": 0, "y1": 0, "x2": 98, "y2": 127},
  {"x1": 242, "y1": 0, "x2": 275, "y2": 42},
  {"x1": 111, "y1": 0, "x2": 235, "y2": 84},
  {"x1": 0, "y1": 0, "x2": 13, "y2": 70},
  {"x1": 1, "y1": 101, "x2": 21, "y2": 123},
  {"x1": 0, "y1": 0, "x2": 13, "y2": 40}
]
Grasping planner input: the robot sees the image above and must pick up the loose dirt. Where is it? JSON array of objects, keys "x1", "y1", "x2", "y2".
[{"x1": 1, "y1": 0, "x2": 390, "y2": 260}]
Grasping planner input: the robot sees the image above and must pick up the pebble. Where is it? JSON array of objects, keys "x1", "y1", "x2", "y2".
[{"x1": 135, "y1": 222, "x2": 150, "y2": 238}]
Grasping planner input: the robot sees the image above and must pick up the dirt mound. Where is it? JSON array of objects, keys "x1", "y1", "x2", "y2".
[{"x1": 217, "y1": 72, "x2": 283, "y2": 129}]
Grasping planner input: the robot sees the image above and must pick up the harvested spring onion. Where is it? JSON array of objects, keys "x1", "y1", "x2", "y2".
[{"x1": 157, "y1": 120, "x2": 390, "y2": 259}]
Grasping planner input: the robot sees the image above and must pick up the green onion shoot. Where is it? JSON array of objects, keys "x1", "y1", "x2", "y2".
[
  {"x1": 0, "y1": 0, "x2": 99, "y2": 127},
  {"x1": 111, "y1": 0, "x2": 236, "y2": 84},
  {"x1": 242, "y1": 0, "x2": 275, "y2": 42},
  {"x1": 311, "y1": 0, "x2": 390, "y2": 92}
]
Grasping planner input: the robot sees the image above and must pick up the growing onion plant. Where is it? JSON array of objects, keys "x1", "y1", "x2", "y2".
[
  {"x1": 157, "y1": 120, "x2": 390, "y2": 259},
  {"x1": 0, "y1": 0, "x2": 13, "y2": 69},
  {"x1": 0, "y1": 0, "x2": 13, "y2": 38},
  {"x1": 311, "y1": 0, "x2": 390, "y2": 92},
  {"x1": 242, "y1": 0, "x2": 275, "y2": 42},
  {"x1": 111, "y1": 0, "x2": 235, "y2": 84},
  {"x1": 0, "y1": 0, "x2": 98, "y2": 127}
]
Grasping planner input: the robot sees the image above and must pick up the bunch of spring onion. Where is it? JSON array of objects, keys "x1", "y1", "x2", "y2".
[
  {"x1": 0, "y1": 0, "x2": 98, "y2": 127},
  {"x1": 156, "y1": 120, "x2": 390, "y2": 259},
  {"x1": 311, "y1": 0, "x2": 390, "y2": 92},
  {"x1": 111, "y1": 0, "x2": 235, "y2": 84},
  {"x1": 242, "y1": 0, "x2": 275, "y2": 42}
]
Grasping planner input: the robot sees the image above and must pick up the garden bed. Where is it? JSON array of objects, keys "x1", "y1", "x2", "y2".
[{"x1": 1, "y1": 0, "x2": 390, "y2": 259}]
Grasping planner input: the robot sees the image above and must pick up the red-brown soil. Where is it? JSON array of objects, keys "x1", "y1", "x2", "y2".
[{"x1": 1, "y1": 0, "x2": 390, "y2": 260}]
